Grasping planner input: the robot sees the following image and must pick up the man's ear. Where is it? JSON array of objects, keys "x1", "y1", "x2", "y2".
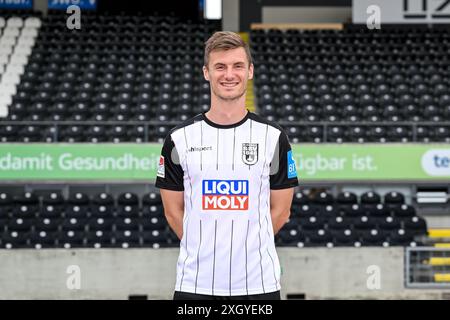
[
  {"x1": 203, "y1": 65, "x2": 210, "y2": 81},
  {"x1": 248, "y1": 63, "x2": 254, "y2": 80}
]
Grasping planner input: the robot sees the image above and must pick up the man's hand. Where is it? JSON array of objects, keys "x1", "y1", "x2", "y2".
[
  {"x1": 270, "y1": 188, "x2": 295, "y2": 235},
  {"x1": 160, "y1": 189, "x2": 184, "y2": 240}
]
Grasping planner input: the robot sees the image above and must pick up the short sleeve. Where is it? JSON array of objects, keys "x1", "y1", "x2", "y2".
[
  {"x1": 269, "y1": 130, "x2": 299, "y2": 190},
  {"x1": 155, "y1": 134, "x2": 184, "y2": 191}
]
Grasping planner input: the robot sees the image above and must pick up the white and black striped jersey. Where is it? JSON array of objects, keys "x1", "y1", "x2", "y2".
[{"x1": 155, "y1": 110, "x2": 298, "y2": 296}]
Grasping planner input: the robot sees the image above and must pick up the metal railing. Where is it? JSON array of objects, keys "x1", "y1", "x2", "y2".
[{"x1": 405, "y1": 247, "x2": 450, "y2": 288}]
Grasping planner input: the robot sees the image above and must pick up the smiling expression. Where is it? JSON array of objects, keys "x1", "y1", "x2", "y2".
[{"x1": 203, "y1": 47, "x2": 254, "y2": 102}]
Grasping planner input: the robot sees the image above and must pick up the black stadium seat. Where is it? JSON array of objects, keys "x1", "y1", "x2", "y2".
[
  {"x1": 57, "y1": 230, "x2": 85, "y2": 248},
  {"x1": 113, "y1": 230, "x2": 141, "y2": 248},
  {"x1": 1, "y1": 231, "x2": 28, "y2": 249},
  {"x1": 34, "y1": 217, "x2": 60, "y2": 232},
  {"x1": 28, "y1": 231, "x2": 58, "y2": 249},
  {"x1": 85, "y1": 230, "x2": 113, "y2": 248},
  {"x1": 87, "y1": 217, "x2": 114, "y2": 231},
  {"x1": 39, "y1": 203, "x2": 63, "y2": 218},
  {"x1": 332, "y1": 229, "x2": 359, "y2": 247}
]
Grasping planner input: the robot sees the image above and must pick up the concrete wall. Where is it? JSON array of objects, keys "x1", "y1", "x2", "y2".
[
  {"x1": 424, "y1": 216, "x2": 450, "y2": 229},
  {"x1": 0, "y1": 248, "x2": 448, "y2": 299},
  {"x1": 262, "y1": 6, "x2": 352, "y2": 24},
  {"x1": 0, "y1": 249, "x2": 178, "y2": 300},
  {"x1": 222, "y1": 0, "x2": 240, "y2": 32},
  {"x1": 278, "y1": 247, "x2": 446, "y2": 299},
  {"x1": 34, "y1": 0, "x2": 48, "y2": 14}
]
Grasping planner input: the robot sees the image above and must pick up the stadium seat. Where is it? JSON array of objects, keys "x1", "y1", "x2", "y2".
[
  {"x1": 28, "y1": 230, "x2": 57, "y2": 249},
  {"x1": 1, "y1": 231, "x2": 28, "y2": 249},
  {"x1": 113, "y1": 230, "x2": 141, "y2": 248},
  {"x1": 85, "y1": 230, "x2": 113, "y2": 248},
  {"x1": 57, "y1": 230, "x2": 85, "y2": 248},
  {"x1": 331, "y1": 229, "x2": 359, "y2": 247}
]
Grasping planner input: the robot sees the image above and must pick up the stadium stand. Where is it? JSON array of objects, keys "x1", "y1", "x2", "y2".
[
  {"x1": 0, "y1": 12, "x2": 442, "y2": 250},
  {"x1": 0, "y1": 186, "x2": 427, "y2": 249},
  {"x1": 250, "y1": 25, "x2": 450, "y2": 143},
  {"x1": 277, "y1": 189, "x2": 427, "y2": 247},
  {"x1": 1, "y1": 0, "x2": 450, "y2": 299},
  {"x1": 0, "y1": 11, "x2": 219, "y2": 143},
  {"x1": 0, "y1": 15, "x2": 41, "y2": 118},
  {"x1": 0, "y1": 188, "x2": 179, "y2": 249}
]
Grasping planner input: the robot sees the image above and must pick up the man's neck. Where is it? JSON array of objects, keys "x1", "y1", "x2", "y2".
[{"x1": 205, "y1": 96, "x2": 248, "y2": 125}]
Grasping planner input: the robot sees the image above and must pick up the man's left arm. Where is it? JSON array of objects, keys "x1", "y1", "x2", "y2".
[
  {"x1": 269, "y1": 128, "x2": 299, "y2": 234},
  {"x1": 270, "y1": 188, "x2": 295, "y2": 235}
]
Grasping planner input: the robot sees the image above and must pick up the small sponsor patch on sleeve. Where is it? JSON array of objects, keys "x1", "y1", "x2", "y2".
[
  {"x1": 157, "y1": 155, "x2": 165, "y2": 178},
  {"x1": 287, "y1": 150, "x2": 297, "y2": 179}
]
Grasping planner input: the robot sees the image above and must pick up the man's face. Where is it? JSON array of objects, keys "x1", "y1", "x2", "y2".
[{"x1": 203, "y1": 47, "x2": 254, "y2": 102}]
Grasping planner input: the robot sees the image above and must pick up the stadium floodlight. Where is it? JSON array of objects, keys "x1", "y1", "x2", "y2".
[{"x1": 204, "y1": 0, "x2": 222, "y2": 19}]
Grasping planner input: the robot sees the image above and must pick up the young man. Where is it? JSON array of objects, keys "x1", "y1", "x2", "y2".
[{"x1": 155, "y1": 31, "x2": 298, "y2": 300}]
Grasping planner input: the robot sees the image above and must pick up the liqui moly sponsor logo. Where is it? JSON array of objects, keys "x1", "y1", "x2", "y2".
[{"x1": 202, "y1": 180, "x2": 249, "y2": 210}]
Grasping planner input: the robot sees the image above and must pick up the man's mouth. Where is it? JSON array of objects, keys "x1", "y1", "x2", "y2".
[{"x1": 220, "y1": 82, "x2": 239, "y2": 87}]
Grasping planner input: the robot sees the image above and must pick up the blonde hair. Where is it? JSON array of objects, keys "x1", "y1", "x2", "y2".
[{"x1": 204, "y1": 31, "x2": 253, "y2": 68}]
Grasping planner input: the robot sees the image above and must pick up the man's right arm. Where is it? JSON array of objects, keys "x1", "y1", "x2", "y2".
[
  {"x1": 160, "y1": 189, "x2": 184, "y2": 240},
  {"x1": 155, "y1": 133, "x2": 186, "y2": 240}
]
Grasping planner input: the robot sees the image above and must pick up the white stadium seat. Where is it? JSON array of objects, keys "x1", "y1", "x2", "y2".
[
  {"x1": 13, "y1": 50, "x2": 31, "y2": 59},
  {"x1": 0, "y1": 46, "x2": 13, "y2": 56},
  {"x1": 0, "y1": 105, "x2": 9, "y2": 118},
  {"x1": 1, "y1": 33, "x2": 18, "y2": 41},
  {"x1": 0, "y1": 55, "x2": 9, "y2": 65},
  {"x1": 14, "y1": 46, "x2": 32, "y2": 56},
  {"x1": 3, "y1": 27, "x2": 20, "y2": 37},
  {"x1": 9, "y1": 55, "x2": 28, "y2": 66},
  {"x1": 24, "y1": 17, "x2": 42, "y2": 28},
  {"x1": 1, "y1": 72, "x2": 20, "y2": 86},
  {"x1": 17, "y1": 37, "x2": 35, "y2": 46},
  {"x1": 0, "y1": 83, "x2": 17, "y2": 96},
  {"x1": 6, "y1": 64, "x2": 25, "y2": 75},
  {"x1": 0, "y1": 37, "x2": 17, "y2": 47},
  {"x1": 21, "y1": 28, "x2": 38, "y2": 38},
  {"x1": 7, "y1": 17, "x2": 23, "y2": 28},
  {"x1": 15, "y1": 42, "x2": 34, "y2": 52},
  {"x1": 0, "y1": 95, "x2": 12, "y2": 106}
]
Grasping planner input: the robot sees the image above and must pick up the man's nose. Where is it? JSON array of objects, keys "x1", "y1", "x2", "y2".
[{"x1": 225, "y1": 66, "x2": 234, "y2": 79}]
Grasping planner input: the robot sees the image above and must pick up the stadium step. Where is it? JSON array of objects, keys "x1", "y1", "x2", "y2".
[
  {"x1": 434, "y1": 273, "x2": 450, "y2": 282},
  {"x1": 426, "y1": 258, "x2": 450, "y2": 266},
  {"x1": 435, "y1": 243, "x2": 450, "y2": 248},
  {"x1": 239, "y1": 32, "x2": 256, "y2": 113},
  {"x1": 428, "y1": 229, "x2": 450, "y2": 238},
  {"x1": 421, "y1": 229, "x2": 450, "y2": 247}
]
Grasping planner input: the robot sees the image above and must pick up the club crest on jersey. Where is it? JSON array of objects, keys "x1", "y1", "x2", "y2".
[
  {"x1": 202, "y1": 180, "x2": 249, "y2": 210},
  {"x1": 242, "y1": 143, "x2": 258, "y2": 165}
]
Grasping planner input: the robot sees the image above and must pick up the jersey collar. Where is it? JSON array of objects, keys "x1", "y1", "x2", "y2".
[{"x1": 202, "y1": 110, "x2": 250, "y2": 129}]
